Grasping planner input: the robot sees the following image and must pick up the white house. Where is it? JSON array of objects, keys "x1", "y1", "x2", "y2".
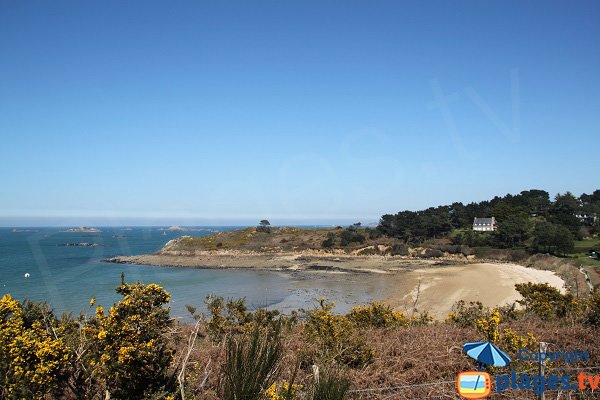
[{"x1": 473, "y1": 217, "x2": 496, "y2": 232}]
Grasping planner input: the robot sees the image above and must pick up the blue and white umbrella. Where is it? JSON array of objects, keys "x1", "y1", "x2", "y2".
[{"x1": 463, "y1": 341, "x2": 511, "y2": 368}]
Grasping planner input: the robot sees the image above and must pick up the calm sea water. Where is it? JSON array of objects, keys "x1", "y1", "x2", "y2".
[{"x1": 0, "y1": 227, "x2": 392, "y2": 320}]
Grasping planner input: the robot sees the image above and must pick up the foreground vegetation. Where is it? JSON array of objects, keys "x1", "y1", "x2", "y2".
[{"x1": 2, "y1": 278, "x2": 600, "y2": 399}]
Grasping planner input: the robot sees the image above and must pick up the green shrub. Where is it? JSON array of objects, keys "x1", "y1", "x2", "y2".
[
  {"x1": 515, "y1": 282, "x2": 582, "y2": 320},
  {"x1": 347, "y1": 302, "x2": 409, "y2": 328},
  {"x1": 310, "y1": 369, "x2": 350, "y2": 400},
  {"x1": 93, "y1": 282, "x2": 175, "y2": 399},
  {"x1": 221, "y1": 325, "x2": 283, "y2": 400},
  {"x1": 304, "y1": 300, "x2": 374, "y2": 368},
  {"x1": 446, "y1": 300, "x2": 487, "y2": 327},
  {"x1": 0, "y1": 295, "x2": 69, "y2": 400},
  {"x1": 585, "y1": 292, "x2": 600, "y2": 327}
]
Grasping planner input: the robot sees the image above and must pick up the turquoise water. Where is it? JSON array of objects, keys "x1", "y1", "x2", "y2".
[
  {"x1": 0, "y1": 227, "x2": 292, "y2": 320},
  {"x1": 0, "y1": 227, "x2": 392, "y2": 320}
]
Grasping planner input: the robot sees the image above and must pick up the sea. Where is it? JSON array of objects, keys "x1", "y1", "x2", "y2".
[{"x1": 0, "y1": 227, "x2": 392, "y2": 321}]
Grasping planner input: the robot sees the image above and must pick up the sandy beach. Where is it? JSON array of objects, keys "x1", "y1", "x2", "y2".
[{"x1": 385, "y1": 262, "x2": 565, "y2": 319}]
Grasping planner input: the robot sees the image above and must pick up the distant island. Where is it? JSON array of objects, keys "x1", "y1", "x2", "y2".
[
  {"x1": 63, "y1": 227, "x2": 101, "y2": 233},
  {"x1": 61, "y1": 243, "x2": 99, "y2": 247},
  {"x1": 159, "y1": 225, "x2": 199, "y2": 232}
]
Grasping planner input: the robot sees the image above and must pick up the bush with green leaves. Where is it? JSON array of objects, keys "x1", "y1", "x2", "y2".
[
  {"x1": 446, "y1": 300, "x2": 487, "y2": 327},
  {"x1": 303, "y1": 300, "x2": 374, "y2": 368},
  {"x1": 515, "y1": 282, "x2": 582, "y2": 320},
  {"x1": 205, "y1": 296, "x2": 295, "y2": 343},
  {"x1": 585, "y1": 291, "x2": 600, "y2": 327},
  {"x1": 91, "y1": 281, "x2": 176, "y2": 399},
  {"x1": 0, "y1": 295, "x2": 69, "y2": 400}
]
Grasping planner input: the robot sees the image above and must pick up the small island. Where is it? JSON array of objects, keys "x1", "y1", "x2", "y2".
[
  {"x1": 61, "y1": 243, "x2": 99, "y2": 247},
  {"x1": 63, "y1": 226, "x2": 101, "y2": 233},
  {"x1": 160, "y1": 225, "x2": 199, "y2": 232}
]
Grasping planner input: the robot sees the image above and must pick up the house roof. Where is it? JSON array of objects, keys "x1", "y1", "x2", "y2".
[{"x1": 473, "y1": 217, "x2": 494, "y2": 225}]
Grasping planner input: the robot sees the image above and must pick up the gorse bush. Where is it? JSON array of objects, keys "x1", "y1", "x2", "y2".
[
  {"x1": 205, "y1": 295, "x2": 296, "y2": 343},
  {"x1": 91, "y1": 282, "x2": 175, "y2": 399},
  {"x1": 1, "y1": 280, "x2": 176, "y2": 400},
  {"x1": 304, "y1": 300, "x2": 374, "y2": 368},
  {"x1": 347, "y1": 301, "x2": 409, "y2": 328},
  {"x1": 446, "y1": 300, "x2": 487, "y2": 327},
  {"x1": 515, "y1": 282, "x2": 582, "y2": 320},
  {"x1": 263, "y1": 379, "x2": 303, "y2": 400},
  {"x1": 0, "y1": 294, "x2": 68, "y2": 400},
  {"x1": 475, "y1": 309, "x2": 501, "y2": 343},
  {"x1": 499, "y1": 328, "x2": 537, "y2": 355},
  {"x1": 585, "y1": 291, "x2": 600, "y2": 327}
]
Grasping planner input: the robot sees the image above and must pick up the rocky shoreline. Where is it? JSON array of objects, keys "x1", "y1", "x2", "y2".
[{"x1": 103, "y1": 251, "x2": 464, "y2": 274}]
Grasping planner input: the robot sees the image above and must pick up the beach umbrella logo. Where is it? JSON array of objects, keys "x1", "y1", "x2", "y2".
[{"x1": 463, "y1": 341, "x2": 511, "y2": 369}]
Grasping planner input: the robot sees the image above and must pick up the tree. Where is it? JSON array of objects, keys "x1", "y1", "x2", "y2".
[
  {"x1": 553, "y1": 225, "x2": 575, "y2": 255},
  {"x1": 257, "y1": 220, "x2": 272, "y2": 233},
  {"x1": 494, "y1": 213, "x2": 530, "y2": 247},
  {"x1": 548, "y1": 192, "x2": 581, "y2": 235},
  {"x1": 519, "y1": 189, "x2": 550, "y2": 214},
  {"x1": 530, "y1": 221, "x2": 574, "y2": 255}
]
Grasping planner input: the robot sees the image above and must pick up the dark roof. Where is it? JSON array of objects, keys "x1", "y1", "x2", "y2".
[{"x1": 473, "y1": 217, "x2": 494, "y2": 225}]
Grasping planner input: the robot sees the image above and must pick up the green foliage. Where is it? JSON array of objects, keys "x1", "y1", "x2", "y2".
[
  {"x1": 515, "y1": 282, "x2": 582, "y2": 320},
  {"x1": 452, "y1": 230, "x2": 493, "y2": 247},
  {"x1": 0, "y1": 295, "x2": 68, "y2": 400},
  {"x1": 309, "y1": 369, "x2": 350, "y2": 400},
  {"x1": 472, "y1": 309, "x2": 538, "y2": 363},
  {"x1": 378, "y1": 206, "x2": 452, "y2": 243},
  {"x1": 530, "y1": 221, "x2": 575, "y2": 255},
  {"x1": 93, "y1": 282, "x2": 175, "y2": 399},
  {"x1": 205, "y1": 296, "x2": 294, "y2": 343},
  {"x1": 378, "y1": 188, "x2": 599, "y2": 253},
  {"x1": 257, "y1": 219, "x2": 272, "y2": 233},
  {"x1": 322, "y1": 232, "x2": 336, "y2": 248},
  {"x1": 338, "y1": 229, "x2": 365, "y2": 246},
  {"x1": 585, "y1": 291, "x2": 600, "y2": 327},
  {"x1": 221, "y1": 324, "x2": 283, "y2": 400},
  {"x1": 548, "y1": 192, "x2": 582, "y2": 235},
  {"x1": 494, "y1": 212, "x2": 530, "y2": 248},
  {"x1": 304, "y1": 300, "x2": 374, "y2": 368},
  {"x1": 347, "y1": 302, "x2": 409, "y2": 328},
  {"x1": 446, "y1": 300, "x2": 487, "y2": 327}
]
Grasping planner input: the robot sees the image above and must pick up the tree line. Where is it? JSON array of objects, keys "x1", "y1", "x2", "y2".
[{"x1": 377, "y1": 189, "x2": 600, "y2": 255}]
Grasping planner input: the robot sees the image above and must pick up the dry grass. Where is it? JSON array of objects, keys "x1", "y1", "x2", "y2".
[{"x1": 174, "y1": 319, "x2": 599, "y2": 400}]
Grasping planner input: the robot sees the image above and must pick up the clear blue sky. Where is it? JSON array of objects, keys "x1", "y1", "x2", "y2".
[{"x1": 1, "y1": 1, "x2": 599, "y2": 226}]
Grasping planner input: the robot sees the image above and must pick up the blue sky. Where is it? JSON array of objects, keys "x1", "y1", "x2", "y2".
[{"x1": 1, "y1": 1, "x2": 599, "y2": 226}]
